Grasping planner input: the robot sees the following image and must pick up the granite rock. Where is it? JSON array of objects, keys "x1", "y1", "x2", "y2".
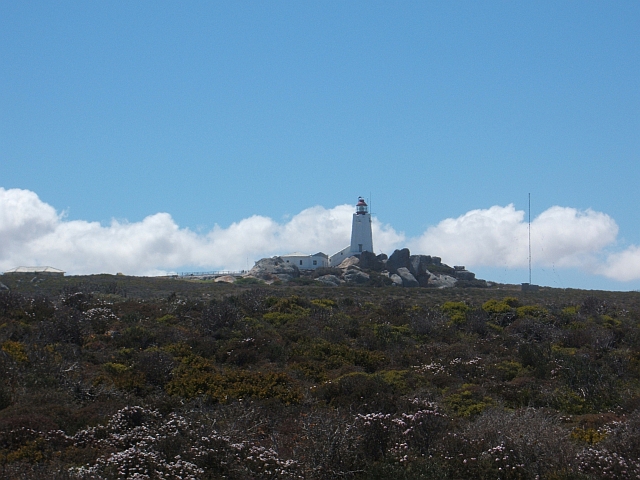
[
  {"x1": 386, "y1": 248, "x2": 411, "y2": 274},
  {"x1": 358, "y1": 251, "x2": 385, "y2": 271},
  {"x1": 316, "y1": 274, "x2": 342, "y2": 286},
  {"x1": 338, "y1": 256, "x2": 360, "y2": 269},
  {"x1": 249, "y1": 256, "x2": 300, "y2": 282},
  {"x1": 397, "y1": 267, "x2": 419, "y2": 287},
  {"x1": 214, "y1": 275, "x2": 236, "y2": 283},
  {"x1": 428, "y1": 273, "x2": 457, "y2": 288},
  {"x1": 343, "y1": 269, "x2": 370, "y2": 284}
]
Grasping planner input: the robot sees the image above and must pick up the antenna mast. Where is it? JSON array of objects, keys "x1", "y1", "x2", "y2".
[{"x1": 528, "y1": 193, "x2": 532, "y2": 284}]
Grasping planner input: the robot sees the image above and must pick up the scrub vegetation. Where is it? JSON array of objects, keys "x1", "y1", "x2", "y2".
[{"x1": 2, "y1": 274, "x2": 640, "y2": 478}]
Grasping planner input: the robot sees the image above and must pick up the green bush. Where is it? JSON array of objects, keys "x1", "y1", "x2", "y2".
[
  {"x1": 292, "y1": 339, "x2": 387, "y2": 373},
  {"x1": 1, "y1": 340, "x2": 28, "y2": 362},
  {"x1": 166, "y1": 355, "x2": 301, "y2": 404},
  {"x1": 444, "y1": 384, "x2": 494, "y2": 417},
  {"x1": 442, "y1": 301, "x2": 469, "y2": 324},
  {"x1": 482, "y1": 298, "x2": 514, "y2": 314},
  {"x1": 234, "y1": 277, "x2": 265, "y2": 285}
]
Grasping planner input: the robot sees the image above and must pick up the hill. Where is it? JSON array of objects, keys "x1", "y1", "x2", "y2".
[{"x1": 1, "y1": 273, "x2": 640, "y2": 478}]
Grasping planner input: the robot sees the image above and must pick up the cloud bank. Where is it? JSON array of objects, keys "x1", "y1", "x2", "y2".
[
  {"x1": 0, "y1": 188, "x2": 403, "y2": 275},
  {"x1": 0, "y1": 187, "x2": 636, "y2": 281},
  {"x1": 408, "y1": 204, "x2": 618, "y2": 270}
]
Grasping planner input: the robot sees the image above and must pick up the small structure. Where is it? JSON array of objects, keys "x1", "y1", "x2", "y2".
[
  {"x1": 4, "y1": 266, "x2": 65, "y2": 276},
  {"x1": 281, "y1": 252, "x2": 329, "y2": 270},
  {"x1": 329, "y1": 197, "x2": 374, "y2": 267}
]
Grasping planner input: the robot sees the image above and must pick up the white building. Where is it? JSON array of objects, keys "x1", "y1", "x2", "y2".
[
  {"x1": 281, "y1": 252, "x2": 329, "y2": 270},
  {"x1": 329, "y1": 197, "x2": 374, "y2": 267}
]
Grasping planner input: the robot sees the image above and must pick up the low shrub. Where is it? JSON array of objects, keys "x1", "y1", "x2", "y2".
[{"x1": 441, "y1": 302, "x2": 469, "y2": 324}]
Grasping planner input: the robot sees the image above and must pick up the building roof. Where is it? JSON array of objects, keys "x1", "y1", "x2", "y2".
[
  {"x1": 281, "y1": 252, "x2": 329, "y2": 259},
  {"x1": 4, "y1": 266, "x2": 65, "y2": 274}
]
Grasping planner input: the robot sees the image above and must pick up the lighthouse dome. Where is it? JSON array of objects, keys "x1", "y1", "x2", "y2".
[{"x1": 356, "y1": 197, "x2": 368, "y2": 215}]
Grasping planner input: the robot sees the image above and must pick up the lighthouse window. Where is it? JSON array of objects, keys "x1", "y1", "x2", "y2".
[
  {"x1": 359, "y1": 244, "x2": 363, "y2": 252},
  {"x1": 313, "y1": 260, "x2": 317, "y2": 265},
  {"x1": 299, "y1": 260, "x2": 303, "y2": 265}
]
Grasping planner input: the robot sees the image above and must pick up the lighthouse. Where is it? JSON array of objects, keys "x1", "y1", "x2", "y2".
[
  {"x1": 329, "y1": 197, "x2": 374, "y2": 266},
  {"x1": 350, "y1": 197, "x2": 373, "y2": 254}
]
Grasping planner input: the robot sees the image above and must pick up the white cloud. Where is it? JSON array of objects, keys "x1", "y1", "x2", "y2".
[
  {"x1": 598, "y1": 246, "x2": 640, "y2": 281},
  {"x1": 408, "y1": 204, "x2": 618, "y2": 269},
  {"x1": 0, "y1": 188, "x2": 59, "y2": 258},
  {"x1": 2, "y1": 187, "x2": 637, "y2": 281}
]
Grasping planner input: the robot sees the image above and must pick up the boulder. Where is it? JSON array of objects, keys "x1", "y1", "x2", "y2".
[
  {"x1": 316, "y1": 274, "x2": 342, "y2": 286},
  {"x1": 386, "y1": 248, "x2": 411, "y2": 274},
  {"x1": 454, "y1": 270, "x2": 476, "y2": 281},
  {"x1": 428, "y1": 273, "x2": 457, "y2": 288},
  {"x1": 396, "y1": 267, "x2": 419, "y2": 287},
  {"x1": 416, "y1": 273, "x2": 431, "y2": 287},
  {"x1": 389, "y1": 274, "x2": 403, "y2": 286},
  {"x1": 214, "y1": 275, "x2": 236, "y2": 283},
  {"x1": 338, "y1": 256, "x2": 360, "y2": 269},
  {"x1": 409, "y1": 255, "x2": 433, "y2": 277},
  {"x1": 343, "y1": 269, "x2": 370, "y2": 284},
  {"x1": 248, "y1": 256, "x2": 300, "y2": 282},
  {"x1": 358, "y1": 251, "x2": 385, "y2": 271}
]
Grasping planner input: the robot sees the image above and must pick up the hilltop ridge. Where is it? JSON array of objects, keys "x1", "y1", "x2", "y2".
[{"x1": 248, "y1": 247, "x2": 487, "y2": 288}]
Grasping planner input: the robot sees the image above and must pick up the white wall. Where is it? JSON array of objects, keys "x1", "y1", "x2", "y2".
[
  {"x1": 329, "y1": 245, "x2": 351, "y2": 267},
  {"x1": 350, "y1": 213, "x2": 373, "y2": 254},
  {"x1": 282, "y1": 254, "x2": 328, "y2": 270}
]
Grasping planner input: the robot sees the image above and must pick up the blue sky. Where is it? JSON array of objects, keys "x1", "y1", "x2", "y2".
[{"x1": 1, "y1": 2, "x2": 639, "y2": 290}]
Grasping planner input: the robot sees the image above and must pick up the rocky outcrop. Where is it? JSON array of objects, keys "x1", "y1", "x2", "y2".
[
  {"x1": 338, "y1": 256, "x2": 360, "y2": 269},
  {"x1": 396, "y1": 267, "x2": 419, "y2": 287},
  {"x1": 453, "y1": 267, "x2": 476, "y2": 281},
  {"x1": 408, "y1": 255, "x2": 429, "y2": 276},
  {"x1": 316, "y1": 274, "x2": 342, "y2": 286},
  {"x1": 343, "y1": 268, "x2": 370, "y2": 284},
  {"x1": 260, "y1": 247, "x2": 479, "y2": 289},
  {"x1": 386, "y1": 248, "x2": 411, "y2": 274},
  {"x1": 358, "y1": 251, "x2": 386, "y2": 271},
  {"x1": 248, "y1": 257, "x2": 300, "y2": 282},
  {"x1": 428, "y1": 273, "x2": 457, "y2": 288},
  {"x1": 409, "y1": 255, "x2": 436, "y2": 286},
  {"x1": 214, "y1": 275, "x2": 236, "y2": 283}
]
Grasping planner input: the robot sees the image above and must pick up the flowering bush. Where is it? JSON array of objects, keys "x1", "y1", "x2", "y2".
[{"x1": 69, "y1": 405, "x2": 302, "y2": 479}]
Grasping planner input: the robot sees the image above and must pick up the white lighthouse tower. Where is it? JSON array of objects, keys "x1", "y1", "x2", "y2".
[
  {"x1": 350, "y1": 197, "x2": 373, "y2": 255},
  {"x1": 329, "y1": 197, "x2": 374, "y2": 266}
]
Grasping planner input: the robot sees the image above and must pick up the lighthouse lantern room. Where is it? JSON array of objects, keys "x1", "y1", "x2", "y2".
[{"x1": 355, "y1": 197, "x2": 368, "y2": 215}]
